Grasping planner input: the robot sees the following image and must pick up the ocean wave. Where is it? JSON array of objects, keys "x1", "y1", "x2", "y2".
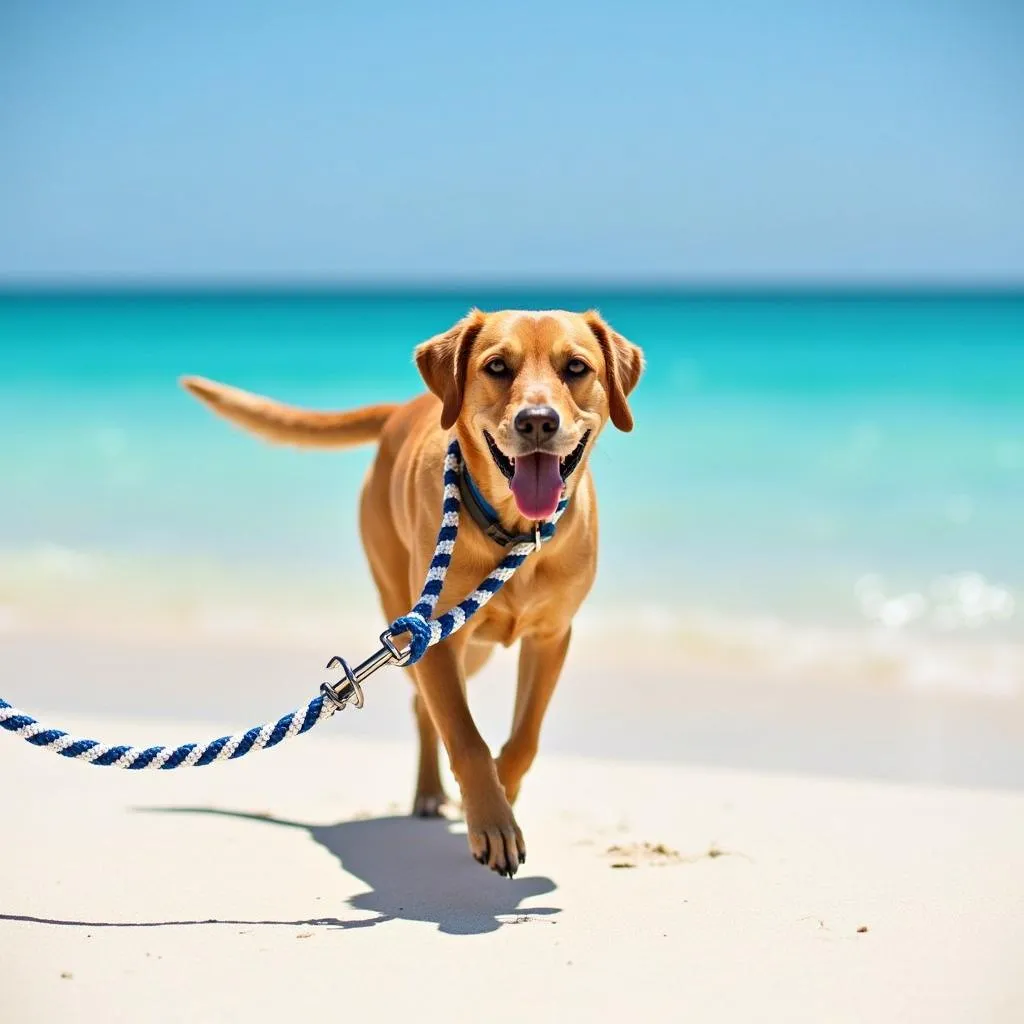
[
  {"x1": 572, "y1": 606, "x2": 1023, "y2": 698},
  {"x1": 0, "y1": 543, "x2": 380, "y2": 646},
  {"x1": 854, "y1": 571, "x2": 1015, "y2": 630},
  {"x1": 1, "y1": 544, "x2": 1020, "y2": 698}
]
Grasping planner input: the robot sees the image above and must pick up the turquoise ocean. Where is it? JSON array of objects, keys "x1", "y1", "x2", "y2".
[{"x1": 1, "y1": 290, "x2": 1021, "y2": 695}]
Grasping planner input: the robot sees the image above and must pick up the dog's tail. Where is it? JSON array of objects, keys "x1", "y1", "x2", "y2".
[{"x1": 180, "y1": 376, "x2": 398, "y2": 449}]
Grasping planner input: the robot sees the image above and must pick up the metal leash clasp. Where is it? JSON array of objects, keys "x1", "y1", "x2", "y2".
[{"x1": 320, "y1": 628, "x2": 413, "y2": 712}]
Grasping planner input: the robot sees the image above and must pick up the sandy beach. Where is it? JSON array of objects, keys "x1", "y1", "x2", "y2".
[{"x1": 3, "y1": 634, "x2": 1024, "y2": 1023}]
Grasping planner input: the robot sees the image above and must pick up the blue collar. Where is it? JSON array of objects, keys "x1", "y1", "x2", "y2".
[
  {"x1": 462, "y1": 462, "x2": 501, "y2": 523},
  {"x1": 459, "y1": 463, "x2": 566, "y2": 548}
]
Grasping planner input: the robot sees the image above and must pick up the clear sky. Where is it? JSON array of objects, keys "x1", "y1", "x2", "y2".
[{"x1": 1, "y1": 0, "x2": 1022, "y2": 284}]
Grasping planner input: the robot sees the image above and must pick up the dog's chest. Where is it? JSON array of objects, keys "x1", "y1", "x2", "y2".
[{"x1": 465, "y1": 555, "x2": 592, "y2": 646}]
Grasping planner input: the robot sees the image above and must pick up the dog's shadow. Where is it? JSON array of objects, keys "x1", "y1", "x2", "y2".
[{"x1": 143, "y1": 807, "x2": 560, "y2": 936}]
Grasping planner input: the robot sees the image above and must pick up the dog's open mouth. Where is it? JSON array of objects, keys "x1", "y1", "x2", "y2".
[
  {"x1": 558, "y1": 431, "x2": 591, "y2": 481},
  {"x1": 483, "y1": 430, "x2": 591, "y2": 520}
]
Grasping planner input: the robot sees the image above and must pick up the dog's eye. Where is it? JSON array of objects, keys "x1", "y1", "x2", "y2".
[
  {"x1": 565, "y1": 358, "x2": 591, "y2": 378},
  {"x1": 484, "y1": 358, "x2": 510, "y2": 378}
]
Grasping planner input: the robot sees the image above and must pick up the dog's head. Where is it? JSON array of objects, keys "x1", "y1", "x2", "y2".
[{"x1": 416, "y1": 309, "x2": 644, "y2": 521}]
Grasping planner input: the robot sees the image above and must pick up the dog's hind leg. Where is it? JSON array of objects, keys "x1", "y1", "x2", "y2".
[
  {"x1": 412, "y1": 691, "x2": 447, "y2": 817},
  {"x1": 496, "y1": 627, "x2": 571, "y2": 804}
]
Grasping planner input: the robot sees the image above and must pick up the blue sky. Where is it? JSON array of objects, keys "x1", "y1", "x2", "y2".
[{"x1": 1, "y1": 0, "x2": 1021, "y2": 283}]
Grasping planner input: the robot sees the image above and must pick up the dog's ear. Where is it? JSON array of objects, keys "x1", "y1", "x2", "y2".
[
  {"x1": 584, "y1": 311, "x2": 645, "y2": 432},
  {"x1": 415, "y1": 309, "x2": 487, "y2": 430}
]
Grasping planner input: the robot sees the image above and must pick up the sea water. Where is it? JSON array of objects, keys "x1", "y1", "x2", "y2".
[{"x1": 1, "y1": 290, "x2": 1021, "y2": 693}]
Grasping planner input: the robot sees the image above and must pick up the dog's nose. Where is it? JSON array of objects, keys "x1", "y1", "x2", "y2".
[{"x1": 514, "y1": 405, "x2": 560, "y2": 438}]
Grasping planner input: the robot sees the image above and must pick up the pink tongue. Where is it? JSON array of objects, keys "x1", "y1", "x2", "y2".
[{"x1": 510, "y1": 453, "x2": 563, "y2": 520}]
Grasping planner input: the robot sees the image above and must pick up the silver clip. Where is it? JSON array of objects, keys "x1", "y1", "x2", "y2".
[
  {"x1": 320, "y1": 628, "x2": 414, "y2": 712},
  {"x1": 534, "y1": 524, "x2": 542, "y2": 552}
]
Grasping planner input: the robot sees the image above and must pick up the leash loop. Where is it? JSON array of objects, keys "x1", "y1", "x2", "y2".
[{"x1": 389, "y1": 613, "x2": 433, "y2": 666}]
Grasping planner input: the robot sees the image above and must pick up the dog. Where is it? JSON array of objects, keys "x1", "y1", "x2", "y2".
[{"x1": 182, "y1": 308, "x2": 643, "y2": 875}]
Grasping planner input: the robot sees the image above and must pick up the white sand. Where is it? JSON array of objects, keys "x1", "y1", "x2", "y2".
[
  {"x1": 3, "y1": 708, "x2": 1024, "y2": 1023},
  {"x1": 7, "y1": 630, "x2": 1024, "y2": 789}
]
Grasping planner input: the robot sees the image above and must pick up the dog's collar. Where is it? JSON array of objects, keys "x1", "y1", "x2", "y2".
[{"x1": 459, "y1": 463, "x2": 563, "y2": 548}]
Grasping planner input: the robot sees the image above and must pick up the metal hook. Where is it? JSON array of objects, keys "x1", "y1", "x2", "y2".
[{"x1": 321, "y1": 655, "x2": 364, "y2": 711}]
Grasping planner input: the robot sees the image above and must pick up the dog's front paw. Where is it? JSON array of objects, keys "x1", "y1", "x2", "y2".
[{"x1": 462, "y1": 789, "x2": 525, "y2": 877}]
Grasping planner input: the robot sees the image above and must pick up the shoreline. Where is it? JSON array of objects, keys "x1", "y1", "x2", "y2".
[
  {"x1": 4, "y1": 628, "x2": 1024, "y2": 792},
  {"x1": 1, "y1": 575, "x2": 1020, "y2": 699}
]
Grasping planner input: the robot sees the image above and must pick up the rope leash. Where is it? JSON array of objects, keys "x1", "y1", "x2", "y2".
[
  {"x1": 391, "y1": 441, "x2": 567, "y2": 664},
  {"x1": 0, "y1": 694, "x2": 335, "y2": 769},
  {"x1": 0, "y1": 439, "x2": 565, "y2": 768}
]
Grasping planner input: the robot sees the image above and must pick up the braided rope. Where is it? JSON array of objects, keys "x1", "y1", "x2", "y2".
[
  {"x1": 0, "y1": 436, "x2": 567, "y2": 766},
  {"x1": 391, "y1": 439, "x2": 568, "y2": 664},
  {"x1": 0, "y1": 694, "x2": 334, "y2": 768}
]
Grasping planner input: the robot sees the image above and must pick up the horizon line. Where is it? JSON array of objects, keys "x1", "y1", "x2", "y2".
[{"x1": 2, "y1": 275, "x2": 1024, "y2": 298}]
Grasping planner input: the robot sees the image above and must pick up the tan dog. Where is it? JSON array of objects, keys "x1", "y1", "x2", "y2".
[{"x1": 182, "y1": 309, "x2": 643, "y2": 875}]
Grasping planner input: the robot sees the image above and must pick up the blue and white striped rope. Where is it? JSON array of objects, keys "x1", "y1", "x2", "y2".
[
  {"x1": 390, "y1": 438, "x2": 568, "y2": 665},
  {"x1": 0, "y1": 436, "x2": 565, "y2": 767},
  {"x1": 0, "y1": 693, "x2": 334, "y2": 769}
]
